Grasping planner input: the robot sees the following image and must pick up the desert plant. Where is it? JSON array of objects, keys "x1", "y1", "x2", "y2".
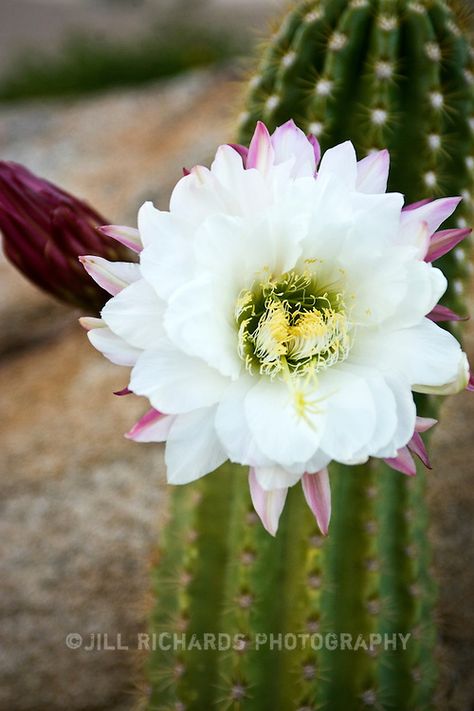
[{"x1": 145, "y1": 1, "x2": 473, "y2": 709}]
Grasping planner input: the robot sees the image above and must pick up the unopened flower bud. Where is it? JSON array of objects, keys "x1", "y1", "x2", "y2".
[{"x1": 0, "y1": 161, "x2": 134, "y2": 312}]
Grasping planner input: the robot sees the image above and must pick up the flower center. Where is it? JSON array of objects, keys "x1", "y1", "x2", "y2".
[{"x1": 235, "y1": 270, "x2": 351, "y2": 378}]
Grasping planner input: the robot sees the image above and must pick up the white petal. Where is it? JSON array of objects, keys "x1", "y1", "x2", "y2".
[
  {"x1": 138, "y1": 202, "x2": 194, "y2": 299},
  {"x1": 254, "y1": 464, "x2": 302, "y2": 490},
  {"x1": 352, "y1": 318, "x2": 468, "y2": 395},
  {"x1": 215, "y1": 377, "x2": 272, "y2": 467},
  {"x1": 164, "y1": 276, "x2": 241, "y2": 379},
  {"x1": 248, "y1": 468, "x2": 287, "y2": 536},
  {"x1": 399, "y1": 197, "x2": 461, "y2": 246},
  {"x1": 339, "y1": 365, "x2": 398, "y2": 459},
  {"x1": 80, "y1": 256, "x2": 141, "y2": 296},
  {"x1": 414, "y1": 351, "x2": 470, "y2": 395},
  {"x1": 382, "y1": 262, "x2": 447, "y2": 329},
  {"x1": 165, "y1": 407, "x2": 227, "y2": 484},
  {"x1": 245, "y1": 377, "x2": 324, "y2": 467},
  {"x1": 101, "y1": 279, "x2": 166, "y2": 350},
  {"x1": 170, "y1": 165, "x2": 227, "y2": 226},
  {"x1": 210, "y1": 145, "x2": 271, "y2": 215},
  {"x1": 271, "y1": 120, "x2": 317, "y2": 177},
  {"x1": 318, "y1": 141, "x2": 357, "y2": 189},
  {"x1": 303, "y1": 449, "x2": 332, "y2": 475},
  {"x1": 356, "y1": 150, "x2": 389, "y2": 194},
  {"x1": 88, "y1": 326, "x2": 141, "y2": 366},
  {"x1": 318, "y1": 368, "x2": 377, "y2": 462},
  {"x1": 130, "y1": 343, "x2": 228, "y2": 413}
]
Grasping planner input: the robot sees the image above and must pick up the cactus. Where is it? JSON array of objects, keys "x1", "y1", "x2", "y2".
[{"x1": 146, "y1": 1, "x2": 473, "y2": 709}]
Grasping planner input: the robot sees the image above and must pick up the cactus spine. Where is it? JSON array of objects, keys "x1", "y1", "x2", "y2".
[{"x1": 146, "y1": 0, "x2": 473, "y2": 708}]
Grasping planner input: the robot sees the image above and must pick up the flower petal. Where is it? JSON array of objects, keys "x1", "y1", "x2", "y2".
[
  {"x1": 215, "y1": 377, "x2": 273, "y2": 468},
  {"x1": 384, "y1": 447, "x2": 417, "y2": 476},
  {"x1": 353, "y1": 318, "x2": 468, "y2": 395},
  {"x1": 138, "y1": 202, "x2": 194, "y2": 299},
  {"x1": 427, "y1": 304, "x2": 467, "y2": 322},
  {"x1": 254, "y1": 464, "x2": 302, "y2": 490},
  {"x1": 415, "y1": 416, "x2": 437, "y2": 433},
  {"x1": 80, "y1": 255, "x2": 141, "y2": 296},
  {"x1": 164, "y1": 275, "x2": 241, "y2": 379},
  {"x1": 317, "y1": 140, "x2": 357, "y2": 189},
  {"x1": 400, "y1": 196, "x2": 461, "y2": 243},
  {"x1": 245, "y1": 377, "x2": 324, "y2": 468},
  {"x1": 307, "y1": 133, "x2": 321, "y2": 168},
  {"x1": 99, "y1": 225, "x2": 142, "y2": 253},
  {"x1": 165, "y1": 407, "x2": 227, "y2": 485},
  {"x1": 301, "y1": 469, "x2": 331, "y2": 536},
  {"x1": 318, "y1": 368, "x2": 377, "y2": 462},
  {"x1": 114, "y1": 387, "x2": 132, "y2": 396},
  {"x1": 407, "y1": 431, "x2": 431, "y2": 469},
  {"x1": 101, "y1": 278, "x2": 166, "y2": 349},
  {"x1": 125, "y1": 408, "x2": 176, "y2": 443},
  {"x1": 248, "y1": 468, "x2": 288, "y2": 536},
  {"x1": 467, "y1": 371, "x2": 474, "y2": 392},
  {"x1": 356, "y1": 150, "x2": 390, "y2": 194},
  {"x1": 247, "y1": 121, "x2": 275, "y2": 174},
  {"x1": 79, "y1": 316, "x2": 103, "y2": 331},
  {"x1": 87, "y1": 325, "x2": 141, "y2": 366},
  {"x1": 425, "y1": 227, "x2": 471, "y2": 262},
  {"x1": 271, "y1": 120, "x2": 317, "y2": 177},
  {"x1": 130, "y1": 342, "x2": 228, "y2": 414},
  {"x1": 228, "y1": 143, "x2": 249, "y2": 166}
]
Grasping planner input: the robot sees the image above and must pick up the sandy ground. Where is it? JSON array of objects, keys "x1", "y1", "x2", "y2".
[{"x1": 0, "y1": 65, "x2": 473, "y2": 709}]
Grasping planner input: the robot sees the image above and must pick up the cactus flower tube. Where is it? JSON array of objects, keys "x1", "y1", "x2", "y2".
[
  {"x1": 0, "y1": 161, "x2": 133, "y2": 311},
  {"x1": 82, "y1": 120, "x2": 469, "y2": 537}
]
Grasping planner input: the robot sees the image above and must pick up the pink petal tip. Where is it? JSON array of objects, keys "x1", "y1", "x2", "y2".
[
  {"x1": 301, "y1": 469, "x2": 331, "y2": 536},
  {"x1": 384, "y1": 447, "x2": 417, "y2": 477},
  {"x1": 248, "y1": 467, "x2": 287, "y2": 537}
]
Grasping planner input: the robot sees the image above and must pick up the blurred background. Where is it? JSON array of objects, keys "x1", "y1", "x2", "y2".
[{"x1": 0, "y1": 1, "x2": 473, "y2": 709}]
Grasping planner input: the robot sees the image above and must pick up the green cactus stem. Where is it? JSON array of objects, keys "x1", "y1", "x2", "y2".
[{"x1": 146, "y1": 0, "x2": 473, "y2": 708}]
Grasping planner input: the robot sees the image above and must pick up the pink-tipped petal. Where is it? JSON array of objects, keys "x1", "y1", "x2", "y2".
[
  {"x1": 356, "y1": 149, "x2": 390, "y2": 194},
  {"x1": 248, "y1": 467, "x2": 287, "y2": 537},
  {"x1": 415, "y1": 416, "x2": 438, "y2": 433},
  {"x1": 125, "y1": 408, "x2": 174, "y2": 443},
  {"x1": 467, "y1": 371, "x2": 474, "y2": 391},
  {"x1": 408, "y1": 432, "x2": 432, "y2": 469},
  {"x1": 301, "y1": 469, "x2": 331, "y2": 536},
  {"x1": 114, "y1": 387, "x2": 132, "y2": 396},
  {"x1": 182, "y1": 167, "x2": 191, "y2": 177},
  {"x1": 401, "y1": 196, "x2": 462, "y2": 237},
  {"x1": 425, "y1": 227, "x2": 471, "y2": 262},
  {"x1": 79, "y1": 316, "x2": 104, "y2": 331},
  {"x1": 99, "y1": 225, "x2": 142, "y2": 253},
  {"x1": 384, "y1": 447, "x2": 417, "y2": 476},
  {"x1": 79, "y1": 255, "x2": 140, "y2": 296},
  {"x1": 270, "y1": 120, "x2": 317, "y2": 176},
  {"x1": 427, "y1": 304, "x2": 467, "y2": 322},
  {"x1": 247, "y1": 121, "x2": 275, "y2": 174},
  {"x1": 402, "y1": 198, "x2": 433, "y2": 212},
  {"x1": 228, "y1": 143, "x2": 249, "y2": 166},
  {"x1": 307, "y1": 133, "x2": 321, "y2": 168}
]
